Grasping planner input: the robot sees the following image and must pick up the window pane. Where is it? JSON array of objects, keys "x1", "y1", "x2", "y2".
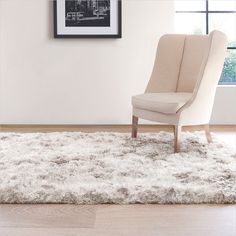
[
  {"x1": 220, "y1": 50, "x2": 236, "y2": 84},
  {"x1": 209, "y1": 13, "x2": 236, "y2": 48},
  {"x1": 175, "y1": 0, "x2": 206, "y2": 11},
  {"x1": 209, "y1": 0, "x2": 236, "y2": 11},
  {"x1": 175, "y1": 13, "x2": 206, "y2": 34}
]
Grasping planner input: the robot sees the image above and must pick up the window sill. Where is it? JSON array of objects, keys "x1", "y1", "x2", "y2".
[{"x1": 217, "y1": 84, "x2": 236, "y2": 88}]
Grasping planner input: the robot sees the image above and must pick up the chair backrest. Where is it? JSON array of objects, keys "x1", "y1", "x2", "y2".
[{"x1": 146, "y1": 31, "x2": 227, "y2": 94}]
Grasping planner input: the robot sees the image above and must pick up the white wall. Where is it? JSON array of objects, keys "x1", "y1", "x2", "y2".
[
  {"x1": 0, "y1": 0, "x2": 175, "y2": 124},
  {"x1": 211, "y1": 86, "x2": 236, "y2": 124},
  {"x1": 0, "y1": 0, "x2": 235, "y2": 125}
]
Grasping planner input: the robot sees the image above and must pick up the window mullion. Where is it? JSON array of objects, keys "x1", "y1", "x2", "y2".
[{"x1": 206, "y1": 0, "x2": 209, "y2": 34}]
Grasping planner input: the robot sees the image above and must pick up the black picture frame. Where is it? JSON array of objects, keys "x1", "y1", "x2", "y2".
[{"x1": 54, "y1": 0, "x2": 122, "y2": 38}]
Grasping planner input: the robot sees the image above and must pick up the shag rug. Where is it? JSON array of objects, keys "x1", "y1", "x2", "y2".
[{"x1": 0, "y1": 132, "x2": 235, "y2": 204}]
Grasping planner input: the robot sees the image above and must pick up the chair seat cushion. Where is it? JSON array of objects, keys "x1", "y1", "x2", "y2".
[{"x1": 132, "y1": 93, "x2": 192, "y2": 114}]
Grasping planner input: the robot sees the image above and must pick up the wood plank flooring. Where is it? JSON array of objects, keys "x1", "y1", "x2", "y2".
[
  {"x1": 0, "y1": 124, "x2": 235, "y2": 133},
  {"x1": 0, "y1": 125, "x2": 235, "y2": 236},
  {"x1": 0, "y1": 205, "x2": 235, "y2": 236}
]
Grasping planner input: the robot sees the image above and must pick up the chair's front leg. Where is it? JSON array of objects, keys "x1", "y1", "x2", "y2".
[
  {"x1": 204, "y1": 124, "x2": 213, "y2": 143},
  {"x1": 174, "y1": 125, "x2": 182, "y2": 153},
  {"x1": 132, "y1": 116, "x2": 138, "y2": 138}
]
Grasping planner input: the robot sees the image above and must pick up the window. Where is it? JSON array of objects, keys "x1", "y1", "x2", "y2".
[{"x1": 175, "y1": 0, "x2": 236, "y2": 85}]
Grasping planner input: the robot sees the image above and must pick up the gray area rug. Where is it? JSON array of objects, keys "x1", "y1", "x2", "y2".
[{"x1": 0, "y1": 132, "x2": 235, "y2": 204}]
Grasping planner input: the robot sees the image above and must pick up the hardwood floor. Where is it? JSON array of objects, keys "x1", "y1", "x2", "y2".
[
  {"x1": 0, "y1": 205, "x2": 235, "y2": 236},
  {"x1": 0, "y1": 124, "x2": 235, "y2": 133},
  {"x1": 0, "y1": 125, "x2": 235, "y2": 236}
]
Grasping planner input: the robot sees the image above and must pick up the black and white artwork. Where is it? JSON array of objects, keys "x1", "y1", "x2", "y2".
[
  {"x1": 65, "y1": 0, "x2": 110, "y2": 27},
  {"x1": 54, "y1": 0, "x2": 121, "y2": 38}
]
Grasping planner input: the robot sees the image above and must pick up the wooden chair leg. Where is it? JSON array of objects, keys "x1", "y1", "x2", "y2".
[
  {"x1": 204, "y1": 124, "x2": 212, "y2": 143},
  {"x1": 174, "y1": 125, "x2": 182, "y2": 153},
  {"x1": 132, "y1": 116, "x2": 138, "y2": 138}
]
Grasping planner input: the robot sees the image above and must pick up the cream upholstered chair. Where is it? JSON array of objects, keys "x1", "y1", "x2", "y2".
[{"x1": 131, "y1": 31, "x2": 228, "y2": 153}]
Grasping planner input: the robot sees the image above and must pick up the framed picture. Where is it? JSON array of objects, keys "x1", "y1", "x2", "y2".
[{"x1": 54, "y1": 0, "x2": 122, "y2": 38}]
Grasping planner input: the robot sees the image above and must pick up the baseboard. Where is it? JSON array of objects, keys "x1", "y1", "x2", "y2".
[{"x1": 0, "y1": 124, "x2": 235, "y2": 133}]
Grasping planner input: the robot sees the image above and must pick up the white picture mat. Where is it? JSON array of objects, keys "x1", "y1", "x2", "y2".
[{"x1": 57, "y1": 0, "x2": 119, "y2": 35}]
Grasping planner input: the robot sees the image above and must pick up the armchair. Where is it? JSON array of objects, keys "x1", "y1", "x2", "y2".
[{"x1": 131, "y1": 31, "x2": 228, "y2": 152}]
